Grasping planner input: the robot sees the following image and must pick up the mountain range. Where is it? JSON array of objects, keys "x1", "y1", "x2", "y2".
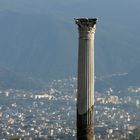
[
  {"x1": 0, "y1": 0, "x2": 140, "y2": 88},
  {"x1": 0, "y1": 67, "x2": 44, "y2": 89}
]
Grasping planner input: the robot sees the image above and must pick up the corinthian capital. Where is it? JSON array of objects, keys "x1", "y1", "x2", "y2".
[{"x1": 75, "y1": 18, "x2": 97, "y2": 33}]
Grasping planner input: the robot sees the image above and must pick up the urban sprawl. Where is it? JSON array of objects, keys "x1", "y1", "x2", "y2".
[{"x1": 0, "y1": 77, "x2": 140, "y2": 140}]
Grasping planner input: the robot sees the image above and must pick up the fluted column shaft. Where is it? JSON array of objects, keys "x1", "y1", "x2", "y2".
[{"x1": 75, "y1": 18, "x2": 97, "y2": 140}]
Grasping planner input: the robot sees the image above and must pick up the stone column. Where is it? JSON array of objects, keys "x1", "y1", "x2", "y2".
[{"x1": 75, "y1": 18, "x2": 97, "y2": 140}]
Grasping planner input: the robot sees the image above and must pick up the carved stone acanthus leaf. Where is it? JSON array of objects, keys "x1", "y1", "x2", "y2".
[{"x1": 75, "y1": 18, "x2": 97, "y2": 33}]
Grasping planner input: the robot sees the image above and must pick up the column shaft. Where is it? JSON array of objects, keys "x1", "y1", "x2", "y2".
[{"x1": 75, "y1": 18, "x2": 97, "y2": 140}]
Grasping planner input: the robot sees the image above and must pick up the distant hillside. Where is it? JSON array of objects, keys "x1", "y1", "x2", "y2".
[
  {"x1": 96, "y1": 64, "x2": 140, "y2": 91},
  {"x1": 118, "y1": 64, "x2": 140, "y2": 88},
  {"x1": 0, "y1": 11, "x2": 76, "y2": 81},
  {"x1": 0, "y1": 67, "x2": 44, "y2": 89},
  {"x1": 0, "y1": 0, "x2": 140, "y2": 82}
]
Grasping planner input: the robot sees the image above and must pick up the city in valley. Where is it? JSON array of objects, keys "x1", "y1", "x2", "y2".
[{"x1": 0, "y1": 77, "x2": 140, "y2": 140}]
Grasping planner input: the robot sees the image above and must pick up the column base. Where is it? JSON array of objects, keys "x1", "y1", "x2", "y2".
[
  {"x1": 77, "y1": 124, "x2": 94, "y2": 140},
  {"x1": 77, "y1": 106, "x2": 94, "y2": 140}
]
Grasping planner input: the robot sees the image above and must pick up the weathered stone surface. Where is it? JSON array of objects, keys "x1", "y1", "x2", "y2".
[{"x1": 75, "y1": 18, "x2": 97, "y2": 140}]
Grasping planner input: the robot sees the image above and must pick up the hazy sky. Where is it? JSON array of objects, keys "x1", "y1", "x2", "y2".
[
  {"x1": 0, "y1": 0, "x2": 140, "y2": 26},
  {"x1": 0, "y1": 0, "x2": 140, "y2": 80}
]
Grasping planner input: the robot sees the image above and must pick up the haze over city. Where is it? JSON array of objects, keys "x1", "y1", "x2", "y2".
[{"x1": 0, "y1": 0, "x2": 140, "y2": 139}]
